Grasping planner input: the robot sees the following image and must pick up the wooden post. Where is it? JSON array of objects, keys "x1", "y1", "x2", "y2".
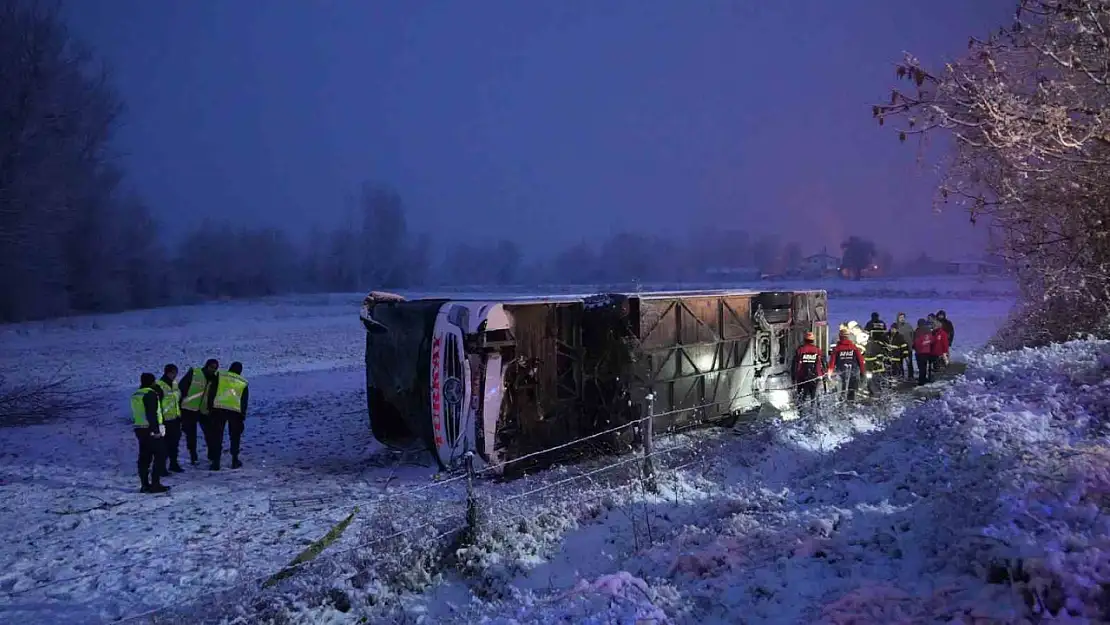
[
  {"x1": 463, "y1": 451, "x2": 481, "y2": 546},
  {"x1": 642, "y1": 392, "x2": 658, "y2": 493}
]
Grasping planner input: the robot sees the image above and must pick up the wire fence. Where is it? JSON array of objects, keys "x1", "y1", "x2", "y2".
[{"x1": 0, "y1": 366, "x2": 929, "y2": 624}]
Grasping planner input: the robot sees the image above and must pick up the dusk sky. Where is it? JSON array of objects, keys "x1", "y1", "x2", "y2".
[{"x1": 66, "y1": 0, "x2": 1017, "y2": 261}]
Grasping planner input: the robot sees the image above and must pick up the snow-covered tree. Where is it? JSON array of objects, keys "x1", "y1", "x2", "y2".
[{"x1": 874, "y1": 0, "x2": 1110, "y2": 345}]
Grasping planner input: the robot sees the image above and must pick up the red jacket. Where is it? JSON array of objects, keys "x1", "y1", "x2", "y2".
[
  {"x1": 931, "y1": 327, "x2": 950, "y2": 357},
  {"x1": 829, "y1": 339, "x2": 865, "y2": 373},
  {"x1": 913, "y1": 328, "x2": 934, "y2": 355},
  {"x1": 793, "y1": 343, "x2": 827, "y2": 382}
]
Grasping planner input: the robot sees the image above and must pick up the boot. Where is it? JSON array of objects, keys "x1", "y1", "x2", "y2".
[
  {"x1": 231, "y1": 456, "x2": 242, "y2": 469},
  {"x1": 146, "y1": 483, "x2": 170, "y2": 494},
  {"x1": 169, "y1": 460, "x2": 185, "y2": 473},
  {"x1": 209, "y1": 462, "x2": 220, "y2": 471},
  {"x1": 139, "y1": 470, "x2": 150, "y2": 493}
]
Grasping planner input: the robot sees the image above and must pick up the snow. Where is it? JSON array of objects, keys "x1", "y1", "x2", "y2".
[{"x1": 0, "y1": 278, "x2": 1063, "y2": 624}]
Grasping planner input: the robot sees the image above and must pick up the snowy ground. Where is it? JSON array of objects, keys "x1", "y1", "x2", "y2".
[{"x1": 0, "y1": 279, "x2": 1021, "y2": 623}]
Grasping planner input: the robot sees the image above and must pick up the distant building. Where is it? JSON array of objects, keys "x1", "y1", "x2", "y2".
[
  {"x1": 946, "y1": 258, "x2": 1008, "y2": 276},
  {"x1": 799, "y1": 252, "x2": 840, "y2": 277}
]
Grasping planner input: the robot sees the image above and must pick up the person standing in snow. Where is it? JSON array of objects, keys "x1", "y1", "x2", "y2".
[
  {"x1": 792, "y1": 331, "x2": 827, "y2": 405},
  {"x1": 829, "y1": 329, "x2": 866, "y2": 401},
  {"x1": 884, "y1": 327, "x2": 910, "y2": 378},
  {"x1": 936, "y1": 310, "x2": 955, "y2": 348},
  {"x1": 912, "y1": 319, "x2": 935, "y2": 385},
  {"x1": 932, "y1": 322, "x2": 951, "y2": 373},
  {"x1": 155, "y1": 364, "x2": 185, "y2": 475},
  {"x1": 205, "y1": 361, "x2": 249, "y2": 470},
  {"x1": 862, "y1": 312, "x2": 888, "y2": 385},
  {"x1": 890, "y1": 312, "x2": 915, "y2": 380},
  {"x1": 179, "y1": 359, "x2": 218, "y2": 465},
  {"x1": 132, "y1": 372, "x2": 169, "y2": 494}
]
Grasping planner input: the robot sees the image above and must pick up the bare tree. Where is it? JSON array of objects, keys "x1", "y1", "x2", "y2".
[{"x1": 873, "y1": 0, "x2": 1110, "y2": 345}]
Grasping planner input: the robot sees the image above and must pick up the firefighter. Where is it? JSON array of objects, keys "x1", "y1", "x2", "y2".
[
  {"x1": 890, "y1": 312, "x2": 915, "y2": 380},
  {"x1": 132, "y1": 372, "x2": 169, "y2": 493},
  {"x1": 829, "y1": 329, "x2": 866, "y2": 401},
  {"x1": 912, "y1": 318, "x2": 935, "y2": 385},
  {"x1": 862, "y1": 313, "x2": 888, "y2": 393},
  {"x1": 792, "y1": 331, "x2": 827, "y2": 406},
  {"x1": 885, "y1": 327, "x2": 910, "y2": 378},
  {"x1": 179, "y1": 359, "x2": 218, "y2": 465},
  {"x1": 205, "y1": 361, "x2": 249, "y2": 470}
]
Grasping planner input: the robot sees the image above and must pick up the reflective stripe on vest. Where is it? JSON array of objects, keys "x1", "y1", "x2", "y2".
[
  {"x1": 156, "y1": 379, "x2": 181, "y2": 421},
  {"x1": 131, "y1": 387, "x2": 162, "y2": 428},
  {"x1": 212, "y1": 371, "x2": 247, "y2": 413},
  {"x1": 181, "y1": 367, "x2": 209, "y2": 412}
]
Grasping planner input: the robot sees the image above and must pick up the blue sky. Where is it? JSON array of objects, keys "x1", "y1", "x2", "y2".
[{"x1": 67, "y1": 0, "x2": 1017, "y2": 259}]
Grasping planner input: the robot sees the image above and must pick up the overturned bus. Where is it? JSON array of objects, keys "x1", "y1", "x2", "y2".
[{"x1": 360, "y1": 289, "x2": 829, "y2": 473}]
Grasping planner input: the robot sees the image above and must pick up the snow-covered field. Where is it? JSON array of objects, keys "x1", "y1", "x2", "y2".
[{"x1": 1, "y1": 277, "x2": 1071, "y2": 624}]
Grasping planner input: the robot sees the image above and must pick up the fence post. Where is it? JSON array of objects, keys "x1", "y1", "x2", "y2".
[
  {"x1": 463, "y1": 451, "x2": 481, "y2": 545},
  {"x1": 642, "y1": 392, "x2": 658, "y2": 493}
]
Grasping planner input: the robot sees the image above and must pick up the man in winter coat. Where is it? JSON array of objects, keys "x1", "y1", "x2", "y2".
[
  {"x1": 884, "y1": 327, "x2": 910, "y2": 378},
  {"x1": 936, "y1": 310, "x2": 955, "y2": 348},
  {"x1": 178, "y1": 359, "x2": 219, "y2": 465},
  {"x1": 912, "y1": 319, "x2": 935, "y2": 385},
  {"x1": 793, "y1": 331, "x2": 827, "y2": 405},
  {"x1": 131, "y1": 372, "x2": 169, "y2": 494},
  {"x1": 829, "y1": 329, "x2": 866, "y2": 401},
  {"x1": 155, "y1": 364, "x2": 184, "y2": 475},
  {"x1": 205, "y1": 361, "x2": 250, "y2": 470},
  {"x1": 932, "y1": 323, "x2": 951, "y2": 373},
  {"x1": 890, "y1": 312, "x2": 915, "y2": 379}
]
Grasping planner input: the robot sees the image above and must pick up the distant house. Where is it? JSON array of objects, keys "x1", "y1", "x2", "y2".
[
  {"x1": 946, "y1": 258, "x2": 1008, "y2": 276},
  {"x1": 799, "y1": 252, "x2": 840, "y2": 277},
  {"x1": 705, "y1": 267, "x2": 762, "y2": 281}
]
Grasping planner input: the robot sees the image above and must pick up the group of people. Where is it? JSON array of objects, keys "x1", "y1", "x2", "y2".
[
  {"x1": 129, "y1": 358, "x2": 250, "y2": 493},
  {"x1": 792, "y1": 309, "x2": 956, "y2": 404}
]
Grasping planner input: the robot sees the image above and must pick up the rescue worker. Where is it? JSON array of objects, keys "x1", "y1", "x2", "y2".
[
  {"x1": 179, "y1": 359, "x2": 219, "y2": 465},
  {"x1": 932, "y1": 321, "x2": 951, "y2": 373},
  {"x1": 862, "y1": 312, "x2": 888, "y2": 393},
  {"x1": 132, "y1": 372, "x2": 169, "y2": 493},
  {"x1": 890, "y1": 312, "x2": 915, "y2": 380},
  {"x1": 156, "y1": 364, "x2": 184, "y2": 474},
  {"x1": 829, "y1": 329, "x2": 866, "y2": 401},
  {"x1": 936, "y1": 310, "x2": 955, "y2": 348},
  {"x1": 205, "y1": 361, "x2": 249, "y2": 470},
  {"x1": 912, "y1": 318, "x2": 935, "y2": 385},
  {"x1": 792, "y1": 331, "x2": 827, "y2": 405},
  {"x1": 885, "y1": 327, "x2": 910, "y2": 378}
]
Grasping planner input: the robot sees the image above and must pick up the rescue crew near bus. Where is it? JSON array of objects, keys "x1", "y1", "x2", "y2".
[
  {"x1": 179, "y1": 359, "x2": 218, "y2": 465},
  {"x1": 204, "y1": 361, "x2": 249, "y2": 471},
  {"x1": 792, "y1": 331, "x2": 827, "y2": 404},
  {"x1": 829, "y1": 328, "x2": 866, "y2": 401},
  {"x1": 132, "y1": 372, "x2": 169, "y2": 494}
]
